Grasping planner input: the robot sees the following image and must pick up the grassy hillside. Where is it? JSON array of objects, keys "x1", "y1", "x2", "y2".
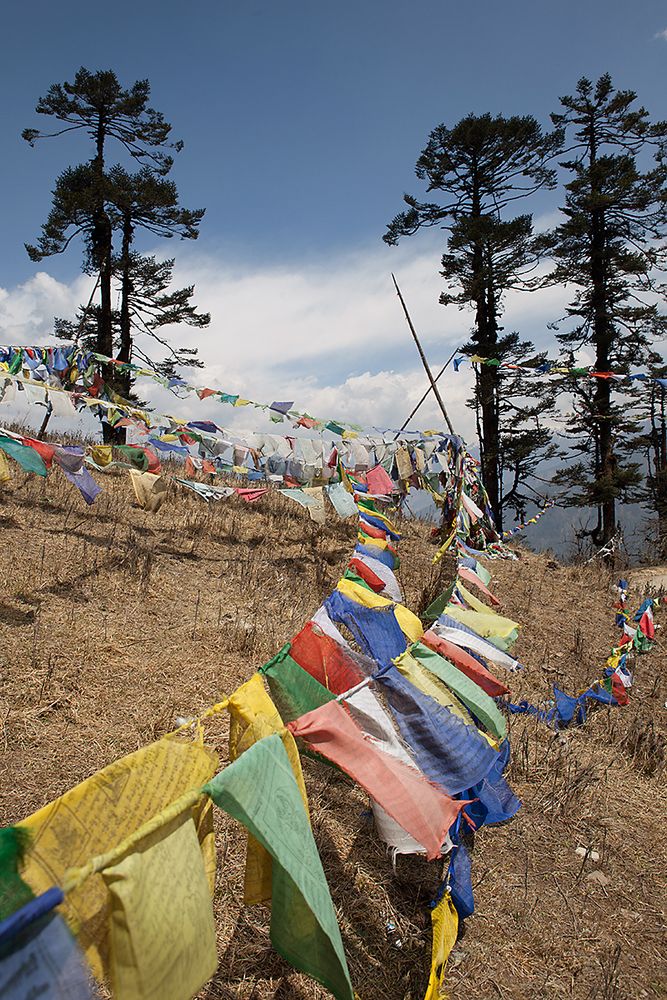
[{"x1": 0, "y1": 464, "x2": 665, "y2": 999}]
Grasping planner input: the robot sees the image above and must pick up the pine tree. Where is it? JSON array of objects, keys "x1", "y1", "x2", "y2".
[
  {"x1": 384, "y1": 114, "x2": 562, "y2": 528},
  {"x1": 542, "y1": 74, "x2": 667, "y2": 548},
  {"x1": 23, "y1": 68, "x2": 207, "y2": 440},
  {"x1": 24, "y1": 69, "x2": 179, "y2": 369}
]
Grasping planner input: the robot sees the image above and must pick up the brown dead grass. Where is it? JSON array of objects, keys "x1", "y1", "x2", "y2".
[{"x1": 0, "y1": 464, "x2": 666, "y2": 1000}]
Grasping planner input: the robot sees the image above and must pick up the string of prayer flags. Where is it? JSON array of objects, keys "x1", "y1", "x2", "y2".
[
  {"x1": 204, "y1": 735, "x2": 354, "y2": 1000},
  {"x1": 18, "y1": 735, "x2": 218, "y2": 979},
  {"x1": 287, "y1": 701, "x2": 467, "y2": 860}
]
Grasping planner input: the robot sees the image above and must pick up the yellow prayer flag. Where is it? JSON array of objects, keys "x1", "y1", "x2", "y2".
[
  {"x1": 103, "y1": 813, "x2": 218, "y2": 1000},
  {"x1": 20, "y1": 735, "x2": 218, "y2": 979},
  {"x1": 227, "y1": 674, "x2": 309, "y2": 904},
  {"x1": 129, "y1": 470, "x2": 167, "y2": 513},
  {"x1": 423, "y1": 892, "x2": 458, "y2": 1000},
  {"x1": 90, "y1": 445, "x2": 113, "y2": 468}
]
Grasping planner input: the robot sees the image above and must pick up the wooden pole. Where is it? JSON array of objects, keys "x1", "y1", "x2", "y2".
[
  {"x1": 391, "y1": 273, "x2": 455, "y2": 435},
  {"x1": 396, "y1": 345, "x2": 460, "y2": 437}
]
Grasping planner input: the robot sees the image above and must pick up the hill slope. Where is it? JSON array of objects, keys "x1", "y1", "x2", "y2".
[{"x1": 0, "y1": 467, "x2": 665, "y2": 999}]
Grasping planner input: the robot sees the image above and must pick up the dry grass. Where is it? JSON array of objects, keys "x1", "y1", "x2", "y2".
[{"x1": 0, "y1": 463, "x2": 666, "y2": 999}]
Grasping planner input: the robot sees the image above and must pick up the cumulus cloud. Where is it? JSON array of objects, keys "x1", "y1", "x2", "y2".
[
  {"x1": 0, "y1": 238, "x2": 571, "y2": 444},
  {"x1": 655, "y1": 28, "x2": 667, "y2": 40}
]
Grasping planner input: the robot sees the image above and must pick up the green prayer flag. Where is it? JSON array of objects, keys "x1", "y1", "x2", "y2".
[
  {"x1": 409, "y1": 642, "x2": 507, "y2": 740},
  {"x1": 204, "y1": 735, "x2": 354, "y2": 1000},
  {"x1": 116, "y1": 445, "x2": 149, "y2": 472},
  {"x1": 423, "y1": 583, "x2": 455, "y2": 623},
  {"x1": 0, "y1": 435, "x2": 47, "y2": 477},
  {"x1": 473, "y1": 560, "x2": 492, "y2": 587},
  {"x1": 261, "y1": 644, "x2": 333, "y2": 722}
]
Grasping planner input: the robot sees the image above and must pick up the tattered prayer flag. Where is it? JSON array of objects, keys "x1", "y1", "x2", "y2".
[
  {"x1": 302, "y1": 486, "x2": 326, "y2": 524},
  {"x1": 0, "y1": 434, "x2": 47, "y2": 476},
  {"x1": 288, "y1": 700, "x2": 466, "y2": 860},
  {"x1": 372, "y1": 665, "x2": 499, "y2": 796},
  {"x1": 227, "y1": 675, "x2": 308, "y2": 906},
  {"x1": 205, "y1": 735, "x2": 354, "y2": 1000},
  {"x1": 423, "y1": 892, "x2": 459, "y2": 1000},
  {"x1": 325, "y1": 589, "x2": 408, "y2": 669},
  {"x1": 422, "y1": 632, "x2": 509, "y2": 698},
  {"x1": 102, "y1": 814, "x2": 217, "y2": 1000},
  {"x1": 19, "y1": 736, "x2": 218, "y2": 979}
]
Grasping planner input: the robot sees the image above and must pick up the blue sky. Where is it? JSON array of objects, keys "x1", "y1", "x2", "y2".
[{"x1": 1, "y1": 0, "x2": 666, "y2": 445}]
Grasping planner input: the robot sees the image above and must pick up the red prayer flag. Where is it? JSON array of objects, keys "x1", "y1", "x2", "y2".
[
  {"x1": 457, "y1": 567, "x2": 501, "y2": 607},
  {"x1": 290, "y1": 622, "x2": 366, "y2": 694},
  {"x1": 366, "y1": 465, "x2": 396, "y2": 495},
  {"x1": 422, "y1": 631, "x2": 510, "y2": 697},
  {"x1": 347, "y1": 557, "x2": 386, "y2": 593},
  {"x1": 21, "y1": 436, "x2": 55, "y2": 468}
]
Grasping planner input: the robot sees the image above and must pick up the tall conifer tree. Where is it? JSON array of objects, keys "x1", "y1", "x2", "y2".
[
  {"x1": 384, "y1": 114, "x2": 562, "y2": 528},
  {"x1": 542, "y1": 74, "x2": 667, "y2": 548}
]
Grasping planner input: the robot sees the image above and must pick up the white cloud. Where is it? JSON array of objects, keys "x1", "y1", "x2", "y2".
[
  {"x1": 655, "y1": 28, "x2": 667, "y2": 40},
  {"x1": 0, "y1": 239, "x2": 572, "y2": 444}
]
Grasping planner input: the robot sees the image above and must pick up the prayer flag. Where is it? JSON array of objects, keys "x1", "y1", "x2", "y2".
[
  {"x1": 288, "y1": 700, "x2": 466, "y2": 860},
  {"x1": 19, "y1": 736, "x2": 218, "y2": 978},
  {"x1": 205, "y1": 735, "x2": 354, "y2": 1000},
  {"x1": 102, "y1": 814, "x2": 217, "y2": 1000}
]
